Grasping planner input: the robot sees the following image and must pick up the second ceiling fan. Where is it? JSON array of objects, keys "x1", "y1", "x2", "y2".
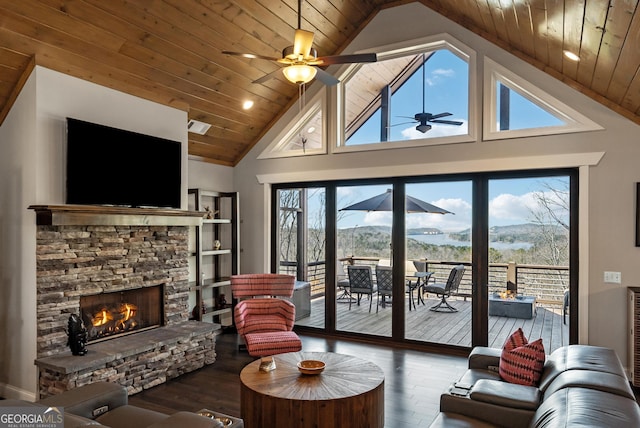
[
  {"x1": 222, "y1": 0, "x2": 377, "y2": 85},
  {"x1": 394, "y1": 54, "x2": 464, "y2": 133}
]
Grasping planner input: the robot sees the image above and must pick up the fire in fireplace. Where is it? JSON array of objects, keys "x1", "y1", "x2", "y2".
[{"x1": 80, "y1": 285, "x2": 164, "y2": 343}]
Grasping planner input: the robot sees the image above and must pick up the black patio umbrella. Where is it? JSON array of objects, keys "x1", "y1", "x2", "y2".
[{"x1": 340, "y1": 189, "x2": 453, "y2": 214}]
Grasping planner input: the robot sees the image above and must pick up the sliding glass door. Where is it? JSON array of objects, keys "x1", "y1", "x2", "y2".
[
  {"x1": 272, "y1": 170, "x2": 576, "y2": 351},
  {"x1": 335, "y1": 183, "x2": 392, "y2": 337},
  {"x1": 404, "y1": 181, "x2": 472, "y2": 345},
  {"x1": 486, "y1": 176, "x2": 571, "y2": 349},
  {"x1": 275, "y1": 187, "x2": 326, "y2": 329}
]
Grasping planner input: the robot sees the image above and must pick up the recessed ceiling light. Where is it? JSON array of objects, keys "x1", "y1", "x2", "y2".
[
  {"x1": 563, "y1": 50, "x2": 580, "y2": 62},
  {"x1": 307, "y1": 126, "x2": 316, "y2": 134},
  {"x1": 242, "y1": 100, "x2": 254, "y2": 110}
]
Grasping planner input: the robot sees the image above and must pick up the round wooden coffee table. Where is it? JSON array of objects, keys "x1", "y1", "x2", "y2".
[{"x1": 240, "y1": 351, "x2": 385, "y2": 428}]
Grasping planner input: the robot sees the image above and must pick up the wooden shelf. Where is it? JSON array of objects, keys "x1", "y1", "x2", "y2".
[
  {"x1": 202, "y1": 249, "x2": 232, "y2": 256},
  {"x1": 202, "y1": 308, "x2": 231, "y2": 317},
  {"x1": 188, "y1": 188, "x2": 239, "y2": 325},
  {"x1": 203, "y1": 218, "x2": 231, "y2": 224}
]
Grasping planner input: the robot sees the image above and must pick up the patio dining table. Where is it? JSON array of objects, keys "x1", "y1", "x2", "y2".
[{"x1": 407, "y1": 271, "x2": 433, "y2": 310}]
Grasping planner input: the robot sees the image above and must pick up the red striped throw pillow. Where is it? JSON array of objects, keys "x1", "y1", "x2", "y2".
[
  {"x1": 499, "y1": 330, "x2": 545, "y2": 386},
  {"x1": 503, "y1": 327, "x2": 528, "y2": 350}
]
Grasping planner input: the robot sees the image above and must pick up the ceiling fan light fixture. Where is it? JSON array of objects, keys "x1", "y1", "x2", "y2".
[
  {"x1": 281, "y1": 46, "x2": 318, "y2": 63},
  {"x1": 282, "y1": 64, "x2": 317, "y2": 84},
  {"x1": 416, "y1": 123, "x2": 432, "y2": 133}
]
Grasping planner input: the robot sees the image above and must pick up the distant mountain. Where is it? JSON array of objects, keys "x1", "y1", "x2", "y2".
[
  {"x1": 450, "y1": 223, "x2": 566, "y2": 243},
  {"x1": 340, "y1": 223, "x2": 565, "y2": 244}
]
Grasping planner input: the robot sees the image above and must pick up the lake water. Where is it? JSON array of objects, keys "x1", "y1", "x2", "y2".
[{"x1": 409, "y1": 233, "x2": 533, "y2": 250}]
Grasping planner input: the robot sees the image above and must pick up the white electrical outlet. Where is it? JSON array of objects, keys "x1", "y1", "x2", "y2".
[{"x1": 604, "y1": 271, "x2": 622, "y2": 284}]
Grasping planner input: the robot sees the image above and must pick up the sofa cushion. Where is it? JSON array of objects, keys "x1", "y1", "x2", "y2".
[
  {"x1": 538, "y1": 344, "x2": 626, "y2": 392},
  {"x1": 531, "y1": 387, "x2": 640, "y2": 428},
  {"x1": 499, "y1": 338, "x2": 545, "y2": 386},
  {"x1": 39, "y1": 381, "x2": 128, "y2": 420},
  {"x1": 542, "y1": 369, "x2": 635, "y2": 400},
  {"x1": 470, "y1": 379, "x2": 540, "y2": 410},
  {"x1": 95, "y1": 404, "x2": 168, "y2": 428}
]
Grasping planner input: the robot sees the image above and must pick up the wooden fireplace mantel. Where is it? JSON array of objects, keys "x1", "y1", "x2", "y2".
[{"x1": 28, "y1": 204, "x2": 204, "y2": 226}]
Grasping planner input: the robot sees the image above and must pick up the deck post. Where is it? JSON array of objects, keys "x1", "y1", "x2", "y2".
[{"x1": 507, "y1": 261, "x2": 517, "y2": 293}]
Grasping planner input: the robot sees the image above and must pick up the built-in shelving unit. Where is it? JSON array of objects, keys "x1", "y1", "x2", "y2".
[{"x1": 188, "y1": 189, "x2": 239, "y2": 328}]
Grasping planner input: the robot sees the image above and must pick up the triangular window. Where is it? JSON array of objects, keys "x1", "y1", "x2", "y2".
[
  {"x1": 336, "y1": 35, "x2": 476, "y2": 152},
  {"x1": 484, "y1": 58, "x2": 602, "y2": 139},
  {"x1": 258, "y1": 92, "x2": 326, "y2": 159}
]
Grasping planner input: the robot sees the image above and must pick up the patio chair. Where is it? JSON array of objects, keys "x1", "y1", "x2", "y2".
[
  {"x1": 231, "y1": 273, "x2": 302, "y2": 357},
  {"x1": 336, "y1": 260, "x2": 352, "y2": 301},
  {"x1": 375, "y1": 265, "x2": 393, "y2": 311},
  {"x1": 423, "y1": 265, "x2": 465, "y2": 312},
  {"x1": 347, "y1": 265, "x2": 377, "y2": 312}
]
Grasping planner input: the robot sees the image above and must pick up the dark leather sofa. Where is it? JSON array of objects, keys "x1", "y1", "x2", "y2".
[
  {"x1": 430, "y1": 344, "x2": 640, "y2": 427},
  {"x1": 0, "y1": 382, "x2": 243, "y2": 428}
]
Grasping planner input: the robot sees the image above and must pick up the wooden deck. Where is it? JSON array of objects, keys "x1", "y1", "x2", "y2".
[{"x1": 296, "y1": 294, "x2": 569, "y2": 353}]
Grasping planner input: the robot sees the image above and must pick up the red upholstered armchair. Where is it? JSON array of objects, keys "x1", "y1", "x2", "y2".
[{"x1": 231, "y1": 274, "x2": 302, "y2": 357}]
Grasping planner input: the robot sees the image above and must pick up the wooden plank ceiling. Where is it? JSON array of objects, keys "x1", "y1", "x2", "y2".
[{"x1": 0, "y1": 1, "x2": 639, "y2": 166}]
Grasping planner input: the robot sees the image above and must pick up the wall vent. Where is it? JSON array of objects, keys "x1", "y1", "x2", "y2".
[{"x1": 187, "y1": 119, "x2": 211, "y2": 135}]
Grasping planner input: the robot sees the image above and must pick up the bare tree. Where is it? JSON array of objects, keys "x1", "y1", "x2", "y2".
[
  {"x1": 278, "y1": 189, "x2": 300, "y2": 270},
  {"x1": 528, "y1": 178, "x2": 570, "y2": 267}
]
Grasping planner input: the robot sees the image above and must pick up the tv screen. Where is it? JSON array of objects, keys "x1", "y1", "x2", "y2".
[{"x1": 66, "y1": 118, "x2": 182, "y2": 209}]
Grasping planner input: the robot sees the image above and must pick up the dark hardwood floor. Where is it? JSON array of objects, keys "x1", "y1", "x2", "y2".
[{"x1": 128, "y1": 332, "x2": 468, "y2": 427}]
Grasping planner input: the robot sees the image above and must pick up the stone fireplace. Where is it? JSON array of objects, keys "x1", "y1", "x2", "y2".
[{"x1": 31, "y1": 205, "x2": 217, "y2": 398}]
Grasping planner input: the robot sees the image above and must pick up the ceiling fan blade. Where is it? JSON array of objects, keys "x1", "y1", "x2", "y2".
[
  {"x1": 387, "y1": 121, "x2": 417, "y2": 127},
  {"x1": 222, "y1": 51, "x2": 280, "y2": 62},
  {"x1": 430, "y1": 119, "x2": 464, "y2": 125},
  {"x1": 252, "y1": 68, "x2": 284, "y2": 84},
  {"x1": 314, "y1": 68, "x2": 340, "y2": 86},
  {"x1": 293, "y1": 29, "x2": 315, "y2": 57},
  {"x1": 315, "y1": 53, "x2": 377, "y2": 65},
  {"x1": 429, "y1": 112, "x2": 453, "y2": 119}
]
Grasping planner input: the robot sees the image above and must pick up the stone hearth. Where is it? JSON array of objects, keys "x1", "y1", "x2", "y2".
[{"x1": 30, "y1": 205, "x2": 215, "y2": 398}]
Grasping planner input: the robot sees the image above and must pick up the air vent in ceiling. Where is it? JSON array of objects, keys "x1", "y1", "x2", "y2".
[{"x1": 187, "y1": 119, "x2": 211, "y2": 135}]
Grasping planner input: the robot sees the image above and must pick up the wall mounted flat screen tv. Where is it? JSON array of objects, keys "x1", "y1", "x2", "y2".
[{"x1": 66, "y1": 118, "x2": 182, "y2": 209}]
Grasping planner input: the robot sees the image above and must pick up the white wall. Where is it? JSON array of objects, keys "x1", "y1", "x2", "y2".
[
  {"x1": 188, "y1": 160, "x2": 234, "y2": 192},
  {"x1": 0, "y1": 72, "x2": 38, "y2": 401},
  {"x1": 0, "y1": 66, "x2": 193, "y2": 399},
  {"x1": 234, "y1": 2, "x2": 640, "y2": 369}
]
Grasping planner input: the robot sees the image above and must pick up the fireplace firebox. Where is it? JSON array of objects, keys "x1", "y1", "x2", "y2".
[{"x1": 80, "y1": 285, "x2": 164, "y2": 343}]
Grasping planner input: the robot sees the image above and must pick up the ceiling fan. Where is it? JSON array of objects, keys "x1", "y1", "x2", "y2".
[
  {"x1": 222, "y1": 0, "x2": 377, "y2": 85},
  {"x1": 393, "y1": 54, "x2": 464, "y2": 133}
]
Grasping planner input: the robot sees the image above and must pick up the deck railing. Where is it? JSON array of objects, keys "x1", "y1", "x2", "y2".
[{"x1": 279, "y1": 258, "x2": 569, "y2": 306}]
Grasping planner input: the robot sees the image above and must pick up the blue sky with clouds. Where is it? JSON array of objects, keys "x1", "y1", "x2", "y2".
[{"x1": 335, "y1": 177, "x2": 569, "y2": 232}]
